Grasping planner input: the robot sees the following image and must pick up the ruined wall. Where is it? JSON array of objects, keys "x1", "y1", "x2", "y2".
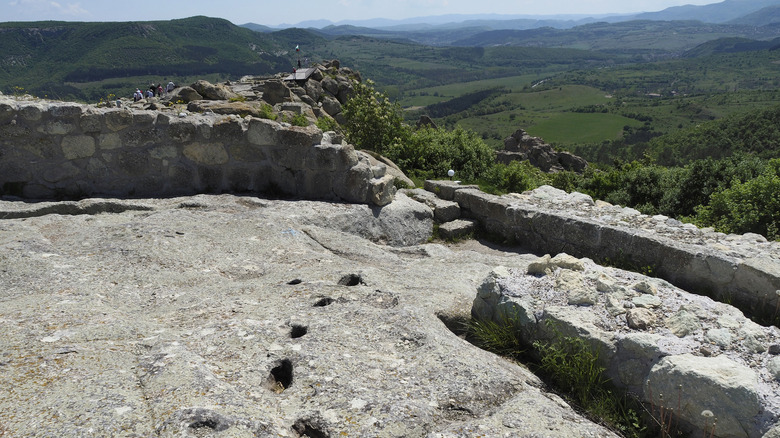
[
  {"x1": 425, "y1": 180, "x2": 780, "y2": 321},
  {"x1": 0, "y1": 97, "x2": 396, "y2": 205}
]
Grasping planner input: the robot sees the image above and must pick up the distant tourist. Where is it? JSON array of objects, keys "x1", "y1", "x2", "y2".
[
  {"x1": 166, "y1": 81, "x2": 175, "y2": 93},
  {"x1": 146, "y1": 89, "x2": 154, "y2": 98},
  {"x1": 156, "y1": 84, "x2": 163, "y2": 97},
  {"x1": 133, "y1": 89, "x2": 143, "y2": 102}
]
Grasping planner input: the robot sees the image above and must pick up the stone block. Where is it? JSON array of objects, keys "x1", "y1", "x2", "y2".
[
  {"x1": 80, "y1": 112, "x2": 103, "y2": 133},
  {"x1": 98, "y1": 133, "x2": 122, "y2": 150},
  {"x1": 247, "y1": 118, "x2": 279, "y2": 147},
  {"x1": 0, "y1": 102, "x2": 15, "y2": 123},
  {"x1": 104, "y1": 109, "x2": 133, "y2": 131},
  {"x1": 49, "y1": 103, "x2": 83, "y2": 119},
  {"x1": 438, "y1": 219, "x2": 477, "y2": 240},
  {"x1": 424, "y1": 180, "x2": 479, "y2": 201},
  {"x1": 369, "y1": 174, "x2": 396, "y2": 207},
  {"x1": 183, "y1": 143, "x2": 229, "y2": 166},
  {"x1": 43, "y1": 120, "x2": 76, "y2": 135},
  {"x1": 19, "y1": 104, "x2": 45, "y2": 121},
  {"x1": 306, "y1": 143, "x2": 358, "y2": 171},
  {"x1": 167, "y1": 120, "x2": 199, "y2": 142},
  {"x1": 61, "y1": 135, "x2": 96, "y2": 160},
  {"x1": 230, "y1": 142, "x2": 269, "y2": 163}
]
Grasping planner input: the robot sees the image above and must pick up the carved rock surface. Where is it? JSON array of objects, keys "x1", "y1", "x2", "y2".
[
  {"x1": 0, "y1": 194, "x2": 618, "y2": 438},
  {"x1": 472, "y1": 254, "x2": 780, "y2": 438}
]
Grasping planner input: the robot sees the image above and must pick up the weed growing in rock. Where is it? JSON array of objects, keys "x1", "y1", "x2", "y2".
[
  {"x1": 467, "y1": 316, "x2": 653, "y2": 437},
  {"x1": 465, "y1": 315, "x2": 525, "y2": 359},
  {"x1": 289, "y1": 113, "x2": 309, "y2": 127},
  {"x1": 532, "y1": 323, "x2": 651, "y2": 438},
  {"x1": 258, "y1": 103, "x2": 277, "y2": 121},
  {"x1": 316, "y1": 116, "x2": 339, "y2": 133}
]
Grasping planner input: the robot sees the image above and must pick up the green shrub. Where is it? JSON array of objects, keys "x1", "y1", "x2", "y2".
[
  {"x1": 289, "y1": 113, "x2": 309, "y2": 127},
  {"x1": 386, "y1": 126, "x2": 495, "y2": 181},
  {"x1": 483, "y1": 160, "x2": 550, "y2": 194},
  {"x1": 258, "y1": 103, "x2": 277, "y2": 121},
  {"x1": 316, "y1": 116, "x2": 339, "y2": 132},
  {"x1": 342, "y1": 79, "x2": 410, "y2": 154},
  {"x1": 532, "y1": 321, "x2": 648, "y2": 438},
  {"x1": 695, "y1": 158, "x2": 780, "y2": 239}
]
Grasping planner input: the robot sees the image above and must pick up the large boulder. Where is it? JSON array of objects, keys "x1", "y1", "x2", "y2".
[
  {"x1": 262, "y1": 79, "x2": 292, "y2": 104},
  {"x1": 169, "y1": 86, "x2": 203, "y2": 103},
  {"x1": 191, "y1": 80, "x2": 240, "y2": 101},
  {"x1": 497, "y1": 128, "x2": 588, "y2": 173}
]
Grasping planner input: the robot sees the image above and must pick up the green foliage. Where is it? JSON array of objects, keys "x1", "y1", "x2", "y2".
[
  {"x1": 342, "y1": 79, "x2": 410, "y2": 154},
  {"x1": 532, "y1": 321, "x2": 649, "y2": 438},
  {"x1": 0, "y1": 17, "x2": 292, "y2": 102},
  {"x1": 315, "y1": 116, "x2": 339, "y2": 133},
  {"x1": 533, "y1": 323, "x2": 608, "y2": 405},
  {"x1": 482, "y1": 160, "x2": 550, "y2": 194},
  {"x1": 342, "y1": 80, "x2": 495, "y2": 182},
  {"x1": 288, "y1": 113, "x2": 309, "y2": 127},
  {"x1": 695, "y1": 158, "x2": 780, "y2": 239},
  {"x1": 466, "y1": 316, "x2": 525, "y2": 359},
  {"x1": 258, "y1": 103, "x2": 277, "y2": 121},
  {"x1": 386, "y1": 126, "x2": 495, "y2": 181},
  {"x1": 469, "y1": 316, "x2": 648, "y2": 437},
  {"x1": 647, "y1": 104, "x2": 780, "y2": 166}
]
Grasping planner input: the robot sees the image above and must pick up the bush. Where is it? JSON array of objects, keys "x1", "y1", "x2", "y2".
[
  {"x1": 315, "y1": 116, "x2": 339, "y2": 133},
  {"x1": 483, "y1": 160, "x2": 550, "y2": 194},
  {"x1": 258, "y1": 103, "x2": 277, "y2": 121},
  {"x1": 695, "y1": 158, "x2": 780, "y2": 239},
  {"x1": 342, "y1": 79, "x2": 410, "y2": 154},
  {"x1": 386, "y1": 126, "x2": 495, "y2": 181},
  {"x1": 289, "y1": 113, "x2": 309, "y2": 127}
]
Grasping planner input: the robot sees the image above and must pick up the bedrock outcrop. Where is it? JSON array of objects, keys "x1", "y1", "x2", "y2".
[
  {"x1": 473, "y1": 255, "x2": 780, "y2": 438},
  {"x1": 0, "y1": 193, "x2": 618, "y2": 437}
]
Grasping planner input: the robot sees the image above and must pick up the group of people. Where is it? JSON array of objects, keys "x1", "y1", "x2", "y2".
[{"x1": 132, "y1": 81, "x2": 177, "y2": 102}]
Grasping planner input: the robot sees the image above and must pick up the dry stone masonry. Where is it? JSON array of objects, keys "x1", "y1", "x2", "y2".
[
  {"x1": 0, "y1": 61, "x2": 394, "y2": 206},
  {"x1": 420, "y1": 181, "x2": 780, "y2": 437},
  {"x1": 425, "y1": 180, "x2": 780, "y2": 324}
]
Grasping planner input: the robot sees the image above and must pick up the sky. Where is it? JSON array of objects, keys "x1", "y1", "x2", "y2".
[{"x1": 4, "y1": 0, "x2": 722, "y2": 26}]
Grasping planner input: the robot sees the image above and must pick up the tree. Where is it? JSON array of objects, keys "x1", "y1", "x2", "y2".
[{"x1": 341, "y1": 79, "x2": 409, "y2": 155}]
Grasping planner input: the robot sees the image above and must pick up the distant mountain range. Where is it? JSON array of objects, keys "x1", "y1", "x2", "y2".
[
  {"x1": 244, "y1": 0, "x2": 780, "y2": 34},
  {"x1": 2, "y1": 3, "x2": 780, "y2": 102}
]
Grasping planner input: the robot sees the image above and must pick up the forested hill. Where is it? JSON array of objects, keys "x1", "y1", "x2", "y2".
[
  {"x1": 646, "y1": 104, "x2": 780, "y2": 165},
  {"x1": 0, "y1": 16, "x2": 297, "y2": 101}
]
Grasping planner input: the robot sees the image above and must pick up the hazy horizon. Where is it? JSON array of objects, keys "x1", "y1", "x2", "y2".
[{"x1": 4, "y1": 0, "x2": 725, "y2": 26}]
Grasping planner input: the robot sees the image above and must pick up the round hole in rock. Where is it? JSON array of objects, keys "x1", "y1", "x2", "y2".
[
  {"x1": 337, "y1": 273, "x2": 363, "y2": 286},
  {"x1": 290, "y1": 324, "x2": 308, "y2": 339},
  {"x1": 267, "y1": 358, "x2": 293, "y2": 393},
  {"x1": 189, "y1": 419, "x2": 220, "y2": 431},
  {"x1": 313, "y1": 297, "x2": 334, "y2": 307},
  {"x1": 292, "y1": 416, "x2": 330, "y2": 438}
]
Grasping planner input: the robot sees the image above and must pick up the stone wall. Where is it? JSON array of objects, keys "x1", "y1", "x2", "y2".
[
  {"x1": 425, "y1": 180, "x2": 780, "y2": 322},
  {"x1": 0, "y1": 96, "x2": 396, "y2": 205}
]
